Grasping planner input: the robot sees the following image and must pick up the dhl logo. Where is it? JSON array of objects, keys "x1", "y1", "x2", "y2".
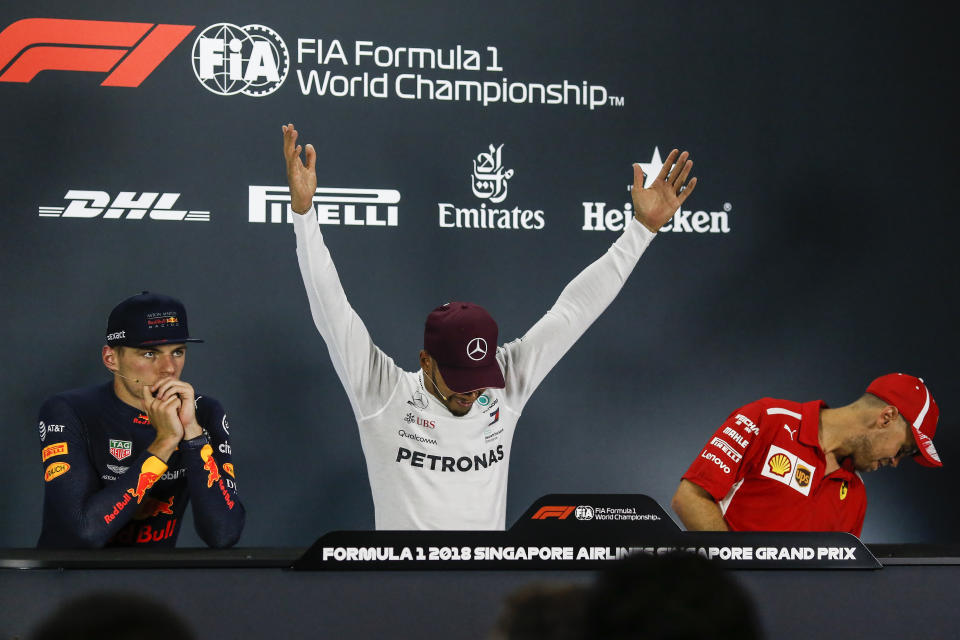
[{"x1": 0, "y1": 18, "x2": 194, "y2": 86}]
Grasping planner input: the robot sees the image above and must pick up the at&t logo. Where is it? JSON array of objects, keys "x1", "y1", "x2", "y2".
[{"x1": 192, "y1": 23, "x2": 289, "y2": 96}]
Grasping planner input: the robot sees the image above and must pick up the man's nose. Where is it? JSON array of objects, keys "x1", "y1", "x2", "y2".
[{"x1": 157, "y1": 354, "x2": 177, "y2": 374}]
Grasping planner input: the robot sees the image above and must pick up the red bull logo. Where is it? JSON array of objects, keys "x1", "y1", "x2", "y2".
[
  {"x1": 127, "y1": 456, "x2": 167, "y2": 503},
  {"x1": 103, "y1": 492, "x2": 133, "y2": 523},
  {"x1": 200, "y1": 443, "x2": 220, "y2": 488},
  {"x1": 135, "y1": 520, "x2": 177, "y2": 543},
  {"x1": 134, "y1": 495, "x2": 175, "y2": 520}
]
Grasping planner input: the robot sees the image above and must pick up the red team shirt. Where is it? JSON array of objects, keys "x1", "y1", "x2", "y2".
[{"x1": 682, "y1": 398, "x2": 866, "y2": 536}]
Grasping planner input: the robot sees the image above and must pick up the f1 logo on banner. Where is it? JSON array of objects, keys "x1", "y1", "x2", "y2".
[{"x1": 0, "y1": 18, "x2": 193, "y2": 86}]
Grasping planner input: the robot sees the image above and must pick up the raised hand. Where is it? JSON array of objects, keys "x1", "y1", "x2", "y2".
[
  {"x1": 631, "y1": 149, "x2": 697, "y2": 233},
  {"x1": 282, "y1": 123, "x2": 317, "y2": 214}
]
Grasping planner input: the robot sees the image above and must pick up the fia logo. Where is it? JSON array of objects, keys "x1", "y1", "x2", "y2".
[
  {"x1": 192, "y1": 23, "x2": 289, "y2": 96},
  {"x1": 471, "y1": 144, "x2": 514, "y2": 203}
]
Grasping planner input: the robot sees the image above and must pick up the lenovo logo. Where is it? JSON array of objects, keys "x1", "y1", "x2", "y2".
[{"x1": 0, "y1": 18, "x2": 193, "y2": 86}]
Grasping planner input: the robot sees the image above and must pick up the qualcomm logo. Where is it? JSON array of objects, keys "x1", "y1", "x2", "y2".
[
  {"x1": 438, "y1": 143, "x2": 545, "y2": 230},
  {"x1": 192, "y1": 23, "x2": 289, "y2": 96},
  {"x1": 248, "y1": 186, "x2": 400, "y2": 226},
  {"x1": 39, "y1": 191, "x2": 209, "y2": 221},
  {"x1": 582, "y1": 147, "x2": 732, "y2": 234}
]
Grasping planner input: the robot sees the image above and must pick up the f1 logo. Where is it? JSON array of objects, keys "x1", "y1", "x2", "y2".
[
  {"x1": 0, "y1": 18, "x2": 194, "y2": 86},
  {"x1": 531, "y1": 506, "x2": 575, "y2": 520}
]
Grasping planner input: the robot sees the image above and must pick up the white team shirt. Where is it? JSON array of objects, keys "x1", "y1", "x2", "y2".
[{"x1": 294, "y1": 207, "x2": 654, "y2": 529}]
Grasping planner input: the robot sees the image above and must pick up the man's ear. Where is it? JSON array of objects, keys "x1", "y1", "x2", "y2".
[
  {"x1": 419, "y1": 349, "x2": 431, "y2": 374},
  {"x1": 878, "y1": 405, "x2": 900, "y2": 429},
  {"x1": 102, "y1": 345, "x2": 119, "y2": 373}
]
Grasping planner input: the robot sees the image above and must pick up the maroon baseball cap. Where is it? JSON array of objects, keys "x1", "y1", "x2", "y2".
[
  {"x1": 424, "y1": 302, "x2": 505, "y2": 393},
  {"x1": 867, "y1": 373, "x2": 941, "y2": 467}
]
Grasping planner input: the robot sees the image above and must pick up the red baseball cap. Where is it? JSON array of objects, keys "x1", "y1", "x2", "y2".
[
  {"x1": 866, "y1": 373, "x2": 941, "y2": 467},
  {"x1": 424, "y1": 302, "x2": 505, "y2": 393}
]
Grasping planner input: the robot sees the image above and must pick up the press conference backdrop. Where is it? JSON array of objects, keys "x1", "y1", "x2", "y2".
[{"x1": 1, "y1": 1, "x2": 955, "y2": 547}]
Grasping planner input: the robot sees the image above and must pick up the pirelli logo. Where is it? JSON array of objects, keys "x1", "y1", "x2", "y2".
[
  {"x1": 710, "y1": 437, "x2": 742, "y2": 463},
  {"x1": 248, "y1": 185, "x2": 400, "y2": 226},
  {"x1": 530, "y1": 506, "x2": 575, "y2": 520},
  {"x1": 0, "y1": 19, "x2": 194, "y2": 86},
  {"x1": 41, "y1": 442, "x2": 68, "y2": 462}
]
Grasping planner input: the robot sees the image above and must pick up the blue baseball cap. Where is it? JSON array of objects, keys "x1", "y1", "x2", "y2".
[{"x1": 105, "y1": 291, "x2": 203, "y2": 348}]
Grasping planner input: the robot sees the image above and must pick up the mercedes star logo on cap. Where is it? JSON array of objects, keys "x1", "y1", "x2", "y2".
[{"x1": 467, "y1": 337, "x2": 488, "y2": 361}]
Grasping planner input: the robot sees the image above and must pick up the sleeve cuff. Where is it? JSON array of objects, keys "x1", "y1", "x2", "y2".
[{"x1": 180, "y1": 434, "x2": 210, "y2": 450}]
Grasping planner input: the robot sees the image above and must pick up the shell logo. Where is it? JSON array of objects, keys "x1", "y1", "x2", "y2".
[
  {"x1": 768, "y1": 453, "x2": 792, "y2": 477},
  {"x1": 840, "y1": 480, "x2": 848, "y2": 501}
]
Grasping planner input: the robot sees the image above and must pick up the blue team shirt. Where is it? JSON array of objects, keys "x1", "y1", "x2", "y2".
[{"x1": 37, "y1": 381, "x2": 244, "y2": 548}]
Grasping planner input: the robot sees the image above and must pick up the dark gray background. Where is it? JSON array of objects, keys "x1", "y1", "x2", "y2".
[{"x1": 1, "y1": 1, "x2": 956, "y2": 547}]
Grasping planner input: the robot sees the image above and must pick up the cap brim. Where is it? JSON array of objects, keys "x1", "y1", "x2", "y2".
[
  {"x1": 437, "y1": 361, "x2": 505, "y2": 393},
  {"x1": 912, "y1": 426, "x2": 943, "y2": 468},
  {"x1": 136, "y1": 338, "x2": 205, "y2": 346}
]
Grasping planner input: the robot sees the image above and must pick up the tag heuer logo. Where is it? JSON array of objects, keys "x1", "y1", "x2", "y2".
[{"x1": 109, "y1": 439, "x2": 133, "y2": 461}]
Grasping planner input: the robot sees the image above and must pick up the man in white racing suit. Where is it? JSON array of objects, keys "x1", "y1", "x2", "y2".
[{"x1": 282, "y1": 123, "x2": 697, "y2": 530}]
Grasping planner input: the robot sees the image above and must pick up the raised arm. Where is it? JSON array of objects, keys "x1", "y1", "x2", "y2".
[
  {"x1": 499, "y1": 150, "x2": 697, "y2": 409},
  {"x1": 631, "y1": 148, "x2": 696, "y2": 232},
  {"x1": 282, "y1": 123, "x2": 403, "y2": 419},
  {"x1": 283, "y1": 123, "x2": 317, "y2": 214}
]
